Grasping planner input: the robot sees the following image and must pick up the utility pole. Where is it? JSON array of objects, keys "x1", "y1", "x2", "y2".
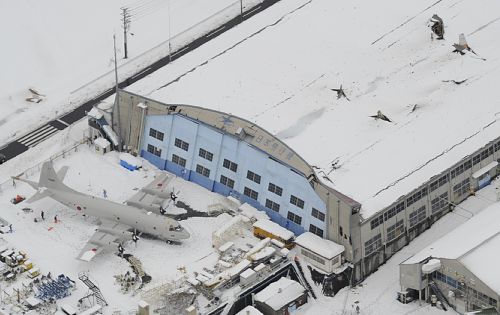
[
  {"x1": 113, "y1": 34, "x2": 122, "y2": 151},
  {"x1": 121, "y1": 7, "x2": 131, "y2": 59},
  {"x1": 240, "y1": 0, "x2": 243, "y2": 19},
  {"x1": 168, "y1": 0, "x2": 172, "y2": 62}
]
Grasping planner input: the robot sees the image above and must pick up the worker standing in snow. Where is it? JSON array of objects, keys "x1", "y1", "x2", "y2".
[
  {"x1": 103, "y1": 189, "x2": 107, "y2": 198},
  {"x1": 9, "y1": 224, "x2": 12, "y2": 233},
  {"x1": 41, "y1": 211, "x2": 45, "y2": 220},
  {"x1": 54, "y1": 215, "x2": 58, "y2": 223}
]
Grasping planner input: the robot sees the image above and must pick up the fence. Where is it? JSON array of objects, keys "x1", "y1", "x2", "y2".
[
  {"x1": 71, "y1": 0, "x2": 266, "y2": 103},
  {"x1": 0, "y1": 138, "x2": 88, "y2": 194}
]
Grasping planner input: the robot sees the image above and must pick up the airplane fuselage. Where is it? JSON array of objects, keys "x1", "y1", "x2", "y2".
[{"x1": 48, "y1": 187, "x2": 190, "y2": 241}]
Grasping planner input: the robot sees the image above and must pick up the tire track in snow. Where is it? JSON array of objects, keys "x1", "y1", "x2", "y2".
[{"x1": 153, "y1": 0, "x2": 314, "y2": 92}]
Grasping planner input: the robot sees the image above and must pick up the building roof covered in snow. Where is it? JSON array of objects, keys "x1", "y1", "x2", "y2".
[
  {"x1": 254, "y1": 277, "x2": 305, "y2": 310},
  {"x1": 128, "y1": 0, "x2": 500, "y2": 219},
  {"x1": 87, "y1": 107, "x2": 103, "y2": 119},
  {"x1": 403, "y1": 201, "x2": 500, "y2": 294},
  {"x1": 253, "y1": 219, "x2": 294, "y2": 240},
  {"x1": 236, "y1": 306, "x2": 263, "y2": 315},
  {"x1": 295, "y1": 232, "x2": 344, "y2": 260}
]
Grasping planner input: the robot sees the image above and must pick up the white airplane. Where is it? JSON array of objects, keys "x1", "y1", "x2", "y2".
[{"x1": 12, "y1": 162, "x2": 190, "y2": 261}]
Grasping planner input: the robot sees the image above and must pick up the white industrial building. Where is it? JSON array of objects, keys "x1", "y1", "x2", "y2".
[
  {"x1": 102, "y1": 0, "x2": 500, "y2": 283},
  {"x1": 400, "y1": 201, "x2": 500, "y2": 313},
  {"x1": 295, "y1": 232, "x2": 344, "y2": 274}
]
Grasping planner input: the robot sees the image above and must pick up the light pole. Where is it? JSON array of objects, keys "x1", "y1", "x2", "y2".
[{"x1": 168, "y1": 0, "x2": 172, "y2": 62}]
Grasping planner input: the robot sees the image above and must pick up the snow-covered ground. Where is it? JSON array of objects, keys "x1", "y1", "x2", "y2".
[
  {"x1": 0, "y1": 0, "x2": 248, "y2": 145},
  {"x1": 0, "y1": 125, "x2": 261, "y2": 312}
]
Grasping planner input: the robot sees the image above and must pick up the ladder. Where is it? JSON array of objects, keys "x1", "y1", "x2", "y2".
[
  {"x1": 78, "y1": 272, "x2": 108, "y2": 306},
  {"x1": 292, "y1": 259, "x2": 317, "y2": 299}
]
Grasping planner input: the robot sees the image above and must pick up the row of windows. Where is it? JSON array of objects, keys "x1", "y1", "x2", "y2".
[
  {"x1": 431, "y1": 192, "x2": 448, "y2": 214},
  {"x1": 407, "y1": 187, "x2": 428, "y2": 207},
  {"x1": 244, "y1": 187, "x2": 259, "y2": 200},
  {"x1": 247, "y1": 170, "x2": 261, "y2": 184},
  {"x1": 386, "y1": 220, "x2": 404, "y2": 242},
  {"x1": 223, "y1": 158, "x2": 238, "y2": 172},
  {"x1": 199, "y1": 148, "x2": 213, "y2": 161},
  {"x1": 290, "y1": 195, "x2": 305, "y2": 209},
  {"x1": 195, "y1": 164, "x2": 210, "y2": 177},
  {"x1": 147, "y1": 144, "x2": 162, "y2": 157},
  {"x1": 309, "y1": 224, "x2": 324, "y2": 237},
  {"x1": 453, "y1": 178, "x2": 470, "y2": 198},
  {"x1": 384, "y1": 202, "x2": 405, "y2": 222},
  {"x1": 301, "y1": 249, "x2": 326, "y2": 265},
  {"x1": 365, "y1": 234, "x2": 382, "y2": 256},
  {"x1": 220, "y1": 175, "x2": 235, "y2": 189},
  {"x1": 268, "y1": 183, "x2": 283, "y2": 196},
  {"x1": 370, "y1": 214, "x2": 384, "y2": 230},
  {"x1": 287, "y1": 211, "x2": 302, "y2": 225},
  {"x1": 172, "y1": 154, "x2": 186, "y2": 167},
  {"x1": 174, "y1": 138, "x2": 189, "y2": 151},
  {"x1": 451, "y1": 160, "x2": 472, "y2": 179},
  {"x1": 470, "y1": 287, "x2": 498, "y2": 308},
  {"x1": 430, "y1": 174, "x2": 449, "y2": 192},
  {"x1": 149, "y1": 128, "x2": 164, "y2": 141},
  {"x1": 265, "y1": 199, "x2": 280, "y2": 212},
  {"x1": 409, "y1": 206, "x2": 426, "y2": 228},
  {"x1": 311, "y1": 208, "x2": 325, "y2": 222}
]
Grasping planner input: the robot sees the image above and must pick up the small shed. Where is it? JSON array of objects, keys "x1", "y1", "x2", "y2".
[
  {"x1": 93, "y1": 137, "x2": 111, "y2": 155},
  {"x1": 119, "y1": 153, "x2": 142, "y2": 171},
  {"x1": 254, "y1": 277, "x2": 307, "y2": 315},
  {"x1": 295, "y1": 232, "x2": 345, "y2": 274}
]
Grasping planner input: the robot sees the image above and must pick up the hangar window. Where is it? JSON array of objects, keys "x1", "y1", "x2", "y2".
[
  {"x1": 430, "y1": 174, "x2": 449, "y2": 192},
  {"x1": 171, "y1": 154, "x2": 186, "y2": 167},
  {"x1": 451, "y1": 160, "x2": 472, "y2": 178},
  {"x1": 147, "y1": 144, "x2": 162, "y2": 157},
  {"x1": 311, "y1": 208, "x2": 325, "y2": 222},
  {"x1": 495, "y1": 141, "x2": 500, "y2": 152},
  {"x1": 309, "y1": 224, "x2": 323, "y2": 237},
  {"x1": 149, "y1": 128, "x2": 164, "y2": 141},
  {"x1": 364, "y1": 234, "x2": 382, "y2": 256},
  {"x1": 220, "y1": 175, "x2": 235, "y2": 189},
  {"x1": 480, "y1": 148, "x2": 492, "y2": 161},
  {"x1": 198, "y1": 148, "x2": 213, "y2": 161},
  {"x1": 174, "y1": 138, "x2": 189, "y2": 151},
  {"x1": 223, "y1": 159, "x2": 238, "y2": 172},
  {"x1": 195, "y1": 164, "x2": 210, "y2": 177},
  {"x1": 244, "y1": 187, "x2": 258, "y2": 200},
  {"x1": 265, "y1": 199, "x2": 280, "y2": 212},
  {"x1": 290, "y1": 195, "x2": 304, "y2": 209},
  {"x1": 268, "y1": 183, "x2": 283, "y2": 196},
  {"x1": 383, "y1": 202, "x2": 405, "y2": 221},
  {"x1": 287, "y1": 211, "x2": 302, "y2": 225},
  {"x1": 246, "y1": 170, "x2": 261, "y2": 184}
]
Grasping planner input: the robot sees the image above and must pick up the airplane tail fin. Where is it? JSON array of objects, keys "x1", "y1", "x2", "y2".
[
  {"x1": 12, "y1": 162, "x2": 72, "y2": 204},
  {"x1": 39, "y1": 161, "x2": 72, "y2": 192}
]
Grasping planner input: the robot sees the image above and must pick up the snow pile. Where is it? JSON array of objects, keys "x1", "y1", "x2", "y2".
[
  {"x1": 421, "y1": 259, "x2": 441, "y2": 274},
  {"x1": 93, "y1": 137, "x2": 110, "y2": 149},
  {"x1": 236, "y1": 305, "x2": 263, "y2": 315},
  {"x1": 102, "y1": 125, "x2": 119, "y2": 146},
  {"x1": 87, "y1": 107, "x2": 104, "y2": 120},
  {"x1": 295, "y1": 232, "x2": 344, "y2": 260},
  {"x1": 238, "y1": 203, "x2": 269, "y2": 221},
  {"x1": 254, "y1": 277, "x2": 305, "y2": 311}
]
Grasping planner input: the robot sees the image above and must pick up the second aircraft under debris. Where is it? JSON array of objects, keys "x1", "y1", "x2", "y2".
[{"x1": 13, "y1": 162, "x2": 190, "y2": 261}]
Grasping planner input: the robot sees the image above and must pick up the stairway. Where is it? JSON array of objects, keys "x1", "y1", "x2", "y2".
[
  {"x1": 293, "y1": 259, "x2": 317, "y2": 299},
  {"x1": 429, "y1": 281, "x2": 449, "y2": 311},
  {"x1": 78, "y1": 272, "x2": 108, "y2": 306}
]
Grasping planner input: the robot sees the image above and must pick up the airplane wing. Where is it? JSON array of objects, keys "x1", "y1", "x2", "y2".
[
  {"x1": 78, "y1": 220, "x2": 133, "y2": 262},
  {"x1": 125, "y1": 173, "x2": 172, "y2": 214}
]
